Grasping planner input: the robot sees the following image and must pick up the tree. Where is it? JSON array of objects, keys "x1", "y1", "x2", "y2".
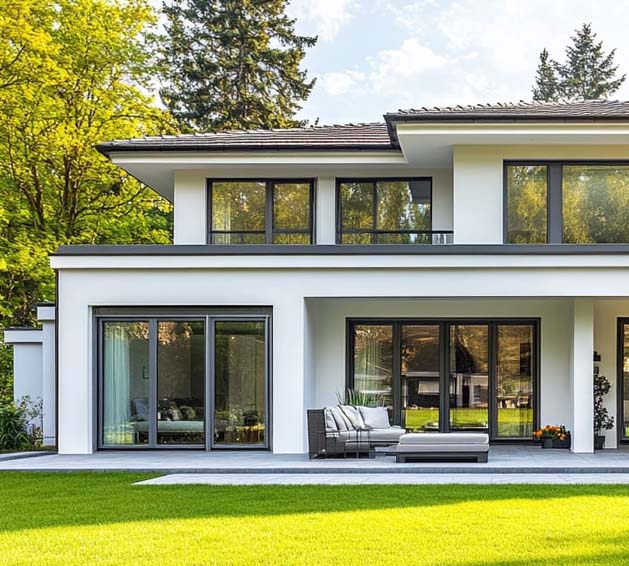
[
  {"x1": 531, "y1": 23, "x2": 625, "y2": 101},
  {"x1": 0, "y1": 0, "x2": 175, "y2": 396},
  {"x1": 158, "y1": 0, "x2": 317, "y2": 131},
  {"x1": 532, "y1": 49, "x2": 560, "y2": 102}
]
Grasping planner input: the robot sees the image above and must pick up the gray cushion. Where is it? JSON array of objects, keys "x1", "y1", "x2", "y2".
[
  {"x1": 359, "y1": 406, "x2": 390, "y2": 430},
  {"x1": 367, "y1": 427, "x2": 407, "y2": 443},
  {"x1": 399, "y1": 432, "x2": 489, "y2": 445},
  {"x1": 329, "y1": 406, "x2": 351, "y2": 431},
  {"x1": 324, "y1": 408, "x2": 338, "y2": 432},
  {"x1": 339, "y1": 405, "x2": 365, "y2": 429}
]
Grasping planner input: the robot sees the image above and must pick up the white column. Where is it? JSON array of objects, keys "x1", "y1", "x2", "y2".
[
  {"x1": 173, "y1": 171, "x2": 207, "y2": 244},
  {"x1": 272, "y1": 296, "x2": 306, "y2": 453},
  {"x1": 37, "y1": 305, "x2": 56, "y2": 446},
  {"x1": 315, "y1": 176, "x2": 336, "y2": 244},
  {"x1": 570, "y1": 298, "x2": 594, "y2": 453}
]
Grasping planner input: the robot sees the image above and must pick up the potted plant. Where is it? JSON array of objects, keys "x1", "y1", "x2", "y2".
[
  {"x1": 533, "y1": 425, "x2": 571, "y2": 449},
  {"x1": 594, "y1": 374, "x2": 614, "y2": 450}
]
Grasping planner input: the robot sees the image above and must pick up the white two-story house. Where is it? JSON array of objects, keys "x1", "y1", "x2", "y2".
[{"x1": 9, "y1": 99, "x2": 629, "y2": 455}]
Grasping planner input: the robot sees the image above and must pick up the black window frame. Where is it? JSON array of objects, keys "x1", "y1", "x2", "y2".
[
  {"x1": 207, "y1": 178, "x2": 315, "y2": 245},
  {"x1": 94, "y1": 308, "x2": 272, "y2": 451},
  {"x1": 336, "y1": 177, "x2": 435, "y2": 244},
  {"x1": 346, "y1": 317, "x2": 540, "y2": 442},
  {"x1": 504, "y1": 160, "x2": 629, "y2": 244},
  {"x1": 617, "y1": 317, "x2": 629, "y2": 444}
]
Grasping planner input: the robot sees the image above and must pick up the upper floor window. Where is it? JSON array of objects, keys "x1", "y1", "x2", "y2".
[
  {"x1": 337, "y1": 178, "x2": 434, "y2": 244},
  {"x1": 505, "y1": 162, "x2": 629, "y2": 244},
  {"x1": 209, "y1": 180, "x2": 313, "y2": 244}
]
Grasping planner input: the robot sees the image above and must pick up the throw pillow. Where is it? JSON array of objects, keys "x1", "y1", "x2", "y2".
[
  {"x1": 339, "y1": 405, "x2": 366, "y2": 429},
  {"x1": 359, "y1": 406, "x2": 391, "y2": 430},
  {"x1": 324, "y1": 408, "x2": 338, "y2": 432},
  {"x1": 329, "y1": 406, "x2": 350, "y2": 431}
]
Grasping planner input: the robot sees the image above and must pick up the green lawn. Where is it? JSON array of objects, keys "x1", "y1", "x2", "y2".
[
  {"x1": 405, "y1": 408, "x2": 533, "y2": 436},
  {"x1": 1, "y1": 474, "x2": 629, "y2": 565}
]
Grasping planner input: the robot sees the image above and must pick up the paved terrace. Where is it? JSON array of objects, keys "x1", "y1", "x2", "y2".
[{"x1": 3, "y1": 446, "x2": 629, "y2": 474}]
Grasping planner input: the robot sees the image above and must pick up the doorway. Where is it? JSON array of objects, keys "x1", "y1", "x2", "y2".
[
  {"x1": 348, "y1": 318, "x2": 538, "y2": 440},
  {"x1": 97, "y1": 312, "x2": 270, "y2": 450}
]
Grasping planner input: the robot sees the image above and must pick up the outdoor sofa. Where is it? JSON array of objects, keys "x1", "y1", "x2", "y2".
[{"x1": 307, "y1": 406, "x2": 406, "y2": 458}]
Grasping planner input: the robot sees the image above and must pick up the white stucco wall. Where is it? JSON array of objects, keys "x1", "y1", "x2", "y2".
[
  {"x1": 11, "y1": 343, "x2": 43, "y2": 404},
  {"x1": 54, "y1": 257, "x2": 629, "y2": 454},
  {"x1": 171, "y1": 167, "x2": 453, "y2": 245},
  {"x1": 452, "y1": 144, "x2": 629, "y2": 244},
  {"x1": 307, "y1": 297, "x2": 572, "y2": 433},
  {"x1": 173, "y1": 171, "x2": 207, "y2": 244}
]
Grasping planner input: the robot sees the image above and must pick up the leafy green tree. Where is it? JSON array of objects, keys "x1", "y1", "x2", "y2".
[
  {"x1": 158, "y1": 0, "x2": 317, "y2": 131},
  {"x1": 0, "y1": 0, "x2": 175, "y2": 395},
  {"x1": 532, "y1": 23, "x2": 625, "y2": 101}
]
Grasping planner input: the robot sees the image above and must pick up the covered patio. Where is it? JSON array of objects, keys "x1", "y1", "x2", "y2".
[{"x1": 304, "y1": 296, "x2": 629, "y2": 454}]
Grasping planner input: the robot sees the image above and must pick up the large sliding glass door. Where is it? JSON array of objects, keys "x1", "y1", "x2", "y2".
[
  {"x1": 618, "y1": 320, "x2": 629, "y2": 442},
  {"x1": 401, "y1": 325, "x2": 441, "y2": 432},
  {"x1": 449, "y1": 324, "x2": 489, "y2": 432},
  {"x1": 213, "y1": 320, "x2": 267, "y2": 447},
  {"x1": 156, "y1": 321, "x2": 206, "y2": 445},
  {"x1": 495, "y1": 324, "x2": 535, "y2": 438},
  {"x1": 99, "y1": 312, "x2": 269, "y2": 450},
  {"x1": 348, "y1": 319, "x2": 538, "y2": 440},
  {"x1": 102, "y1": 321, "x2": 150, "y2": 446}
]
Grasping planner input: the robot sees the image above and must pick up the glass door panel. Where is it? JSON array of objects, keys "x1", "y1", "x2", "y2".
[
  {"x1": 622, "y1": 323, "x2": 629, "y2": 439},
  {"x1": 102, "y1": 321, "x2": 150, "y2": 446},
  {"x1": 352, "y1": 325, "x2": 393, "y2": 418},
  {"x1": 401, "y1": 325, "x2": 440, "y2": 431},
  {"x1": 449, "y1": 324, "x2": 489, "y2": 432},
  {"x1": 496, "y1": 324, "x2": 534, "y2": 438},
  {"x1": 157, "y1": 321, "x2": 205, "y2": 445},
  {"x1": 214, "y1": 320, "x2": 266, "y2": 446}
]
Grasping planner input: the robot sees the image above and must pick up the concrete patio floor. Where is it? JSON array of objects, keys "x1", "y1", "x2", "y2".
[{"x1": 3, "y1": 446, "x2": 629, "y2": 474}]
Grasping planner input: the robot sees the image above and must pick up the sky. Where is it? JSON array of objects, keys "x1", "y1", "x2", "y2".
[
  {"x1": 151, "y1": 0, "x2": 629, "y2": 125},
  {"x1": 283, "y1": 0, "x2": 629, "y2": 125}
]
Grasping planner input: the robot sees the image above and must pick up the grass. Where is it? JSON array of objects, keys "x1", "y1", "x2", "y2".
[
  {"x1": 405, "y1": 408, "x2": 533, "y2": 436},
  {"x1": 2, "y1": 474, "x2": 629, "y2": 565}
]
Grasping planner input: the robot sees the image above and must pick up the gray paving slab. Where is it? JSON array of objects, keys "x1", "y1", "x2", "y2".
[
  {"x1": 3, "y1": 446, "x2": 629, "y2": 474},
  {"x1": 136, "y1": 473, "x2": 629, "y2": 485},
  {"x1": 0, "y1": 451, "x2": 53, "y2": 462}
]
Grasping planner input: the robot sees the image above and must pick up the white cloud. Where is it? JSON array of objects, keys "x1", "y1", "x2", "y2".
[
  {"x1": 367, "y1": 38, "x2": 448, "y2": 95},
  {"x1": 288, "y1": 0, "x2": 357, "y2": 42},
  {"x1": 319, "y1": 70, "x2": 366, "y2": 95},
  {"x1": 298, "y1": 0, "x2": 629, "y2": 123}
]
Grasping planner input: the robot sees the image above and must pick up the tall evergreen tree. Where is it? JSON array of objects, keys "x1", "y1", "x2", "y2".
[
  {"x1": 158, "y1": 0, "x2": 317, "y2": 132},
  {"x1": 558, "y1": 23, "x2": 625, "y2": 100},
  {"x1": 532, "y1": 49, "x2": 560, "y2": 102},
  {"x1": 532, "y1": 23, "x2": 625, "y2": 102}
]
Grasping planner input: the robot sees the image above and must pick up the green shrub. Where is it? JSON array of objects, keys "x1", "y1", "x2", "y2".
[{"x1": 0, "y1": 397, "x2": 42, "y2": 450}]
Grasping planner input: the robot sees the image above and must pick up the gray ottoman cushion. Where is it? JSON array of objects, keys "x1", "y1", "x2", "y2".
[{"x1": 399, "y1": 432, "x2": 488, "y2": 447}]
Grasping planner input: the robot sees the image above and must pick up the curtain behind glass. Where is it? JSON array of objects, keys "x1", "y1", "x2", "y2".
[{"x1": 103, "y1": 322, "x2": 149, "y2": 445}]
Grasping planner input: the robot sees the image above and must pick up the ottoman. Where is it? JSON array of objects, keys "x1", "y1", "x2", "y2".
[{"x1": 394, "y1": 432, "x2": 489, "y2": 463}]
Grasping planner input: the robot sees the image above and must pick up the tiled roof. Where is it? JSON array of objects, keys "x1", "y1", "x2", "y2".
[
  {"x1": 386, "y1": 99, "x2": 629, "y2": 120},
  {"x1": 96, "y1": 123, "x2": 393, "y2": 154},
  {"x1": 97, "y1": 101, "x2": 629, "y2": 155}
]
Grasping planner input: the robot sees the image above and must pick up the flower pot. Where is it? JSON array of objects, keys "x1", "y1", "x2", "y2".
[
  {"x1": 552, "y1": 436, "x2": 571, "y2": 449},
  {"x1": 541, "y1": 437, "x2": 553, "y2": 449},
  {"x1": 594, "y1": 435, "x2": 606, "y2": 450},
  {"x1": 541, "y1": 435, "x2": 571, "y2": 449}
]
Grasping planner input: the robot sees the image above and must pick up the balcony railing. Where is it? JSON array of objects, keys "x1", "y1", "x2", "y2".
[{"x1": 337, "y1": 230, "x2": 454, "y2": 245}]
